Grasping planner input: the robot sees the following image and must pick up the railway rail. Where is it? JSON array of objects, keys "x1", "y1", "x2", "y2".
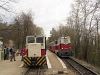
[
  {"x1": 62, "y1": 57, "x2": 98, "y2": 75},
  {"x1": 24, "y1": 67, "x2": 45, "y2": 75}
]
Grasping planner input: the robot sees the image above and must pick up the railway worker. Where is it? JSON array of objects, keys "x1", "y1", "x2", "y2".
[{"x1": 9, "y1": 48, "x2": 16, "y2": 61}]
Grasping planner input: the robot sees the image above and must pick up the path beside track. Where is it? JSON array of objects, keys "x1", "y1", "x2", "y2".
[{"x1": 0, "y1": 56, "x2": 23, "y2": 75}]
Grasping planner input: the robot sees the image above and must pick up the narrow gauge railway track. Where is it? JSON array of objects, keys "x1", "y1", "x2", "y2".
[
  {"x1": 62, "y1": 57, "x2": 98, "y2": 75},
  {"x1": 24, "y1": 67, "x2": 45, "y2": 75}
]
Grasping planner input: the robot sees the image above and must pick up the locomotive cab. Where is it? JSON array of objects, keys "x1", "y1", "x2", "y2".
[{"x1": 26, "y1": 36, "x2": 46, "y2": 57}]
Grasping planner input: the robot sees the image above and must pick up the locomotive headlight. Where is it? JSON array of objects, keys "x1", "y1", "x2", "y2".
[{"x1": 62, "y1": 48, "x2": 63, "y2": 49}]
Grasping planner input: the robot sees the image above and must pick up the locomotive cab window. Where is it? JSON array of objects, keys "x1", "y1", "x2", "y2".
[
  {"x1": 27, "y1": 37, "x2": 35, "y2": 43},
  {"x1": 64, "y1": 38, "x2": 68, "y2": 44},
  {"x1": 36, "y1": 37, "x2": 43, "y2": 43},
  {"x1": 60, "y1": 38, "x2": 68, "y2": 44}
]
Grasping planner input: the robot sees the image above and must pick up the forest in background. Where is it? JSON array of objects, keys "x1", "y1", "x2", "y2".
[
  {"x1": 0, "y1": 12, "x2": 44, "y2": 49},
  {"x1": 0, "y1": 0, "x2": 44, "y2": 49},
  {"x1": 47, "y1": 0, "x2": 100, "y2": 67}
]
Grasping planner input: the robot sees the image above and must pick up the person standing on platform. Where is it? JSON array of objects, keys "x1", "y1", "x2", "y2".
[
  {"x1": 9, "y1": 48, "x2": 16, "y2": 61},
  {"x1": 6, "y1": 47, "x2": 9, "y2": 60},
  {"x1": 4, "y1": 46, "x2": 7, "y2": 60},
  {"x1": 4, "y1": 47, "x2": 9, "y2": 60}
]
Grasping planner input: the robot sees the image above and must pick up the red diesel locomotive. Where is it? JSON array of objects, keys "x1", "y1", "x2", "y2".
[{"x1": 49, "y1": 36, "x2": 72, "y2": 57}]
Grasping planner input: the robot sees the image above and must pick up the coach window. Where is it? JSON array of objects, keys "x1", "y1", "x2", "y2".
[
  {"x1": 28, "y1": 37, "x2": 35, "y2": 43},
  {"x1": 36, "y1": 37, "x2": 43, "y2": 43}
]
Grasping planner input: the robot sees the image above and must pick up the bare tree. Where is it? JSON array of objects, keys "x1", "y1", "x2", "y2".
[
  {"x1": 0, "y1": 0, "x2": 17, "y2": 21},
  {"x1": 12, "y1": 12, "x2": 44, "y2": 48},
  {"x1": 48, "y1": 0, "x2": 100, "y2": 67}
]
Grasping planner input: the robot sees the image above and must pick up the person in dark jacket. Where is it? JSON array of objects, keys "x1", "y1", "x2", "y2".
[
  {"x1": 4, "y1": 46, "x2": 7, "y2": 60},
  {"x1": 6, "y1": 48, "x2": 9, "y2": 60},
  {"x1": 4, "y1": 47, "x2": 9, "y2": 60},
  {"x1": 9, "y1": 48, "x2": 16, "y2": 61}
]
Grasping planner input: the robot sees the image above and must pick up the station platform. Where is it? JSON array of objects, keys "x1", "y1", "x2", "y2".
[
  {"x1": 45, "y1": 50, "x2": 78, "y2": 75},
  {"x1": 0, "y1": 50, "x2": 76, "y2": 75},
  {"x1": 0, "y1": 56, "x2": 23, "y2": 75},
  {"x1": 46, "y1": 50, "x2": 68, "y2": 74}
]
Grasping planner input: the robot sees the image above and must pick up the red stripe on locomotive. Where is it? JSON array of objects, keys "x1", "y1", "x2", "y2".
[
  {"x1": 21, "y1": 48, "x2": 46, "y2": 57},
  {"x1": 58, "y1": 43, "x2": 72, "y2": 50},
  {"x1": 41, "y1": 49, "x2": 46, "y2": 56}
]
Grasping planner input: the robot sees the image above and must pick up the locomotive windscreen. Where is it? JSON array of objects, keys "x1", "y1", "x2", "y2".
[
  {"x1": 64, "y1": 38, "x2": 68, "y2": 44},
  {"x1": 36, "y1": 37, "x2": 43, "y2": 43},
  {"x1": 60, "y1": 37, "x2": 71, "y2": 44},
  {"x1": 27, "y1": 37, "x2": 35, "y2": 43}
]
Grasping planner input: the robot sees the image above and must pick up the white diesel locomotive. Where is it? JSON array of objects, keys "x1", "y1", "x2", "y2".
[{"x1": 23, "y1": 35, "x2": 46, "y2": 66}]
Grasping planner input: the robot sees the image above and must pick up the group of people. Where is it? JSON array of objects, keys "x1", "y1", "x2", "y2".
[{"x1": 4, "y1": 46, "x2": 16, "y2": 61}]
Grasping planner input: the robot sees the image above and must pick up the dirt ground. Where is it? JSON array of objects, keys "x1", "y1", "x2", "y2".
[
  {"x1": 0, "y1": 51, "x2": 79, "y2": 75},
  {"x1": 0, "y1": 56, "x2": 23, "y2": 75}
]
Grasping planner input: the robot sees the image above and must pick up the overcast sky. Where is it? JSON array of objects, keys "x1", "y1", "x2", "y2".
[{"x1": 6, "y1": 0, "x2": 73, "y2": 37}]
